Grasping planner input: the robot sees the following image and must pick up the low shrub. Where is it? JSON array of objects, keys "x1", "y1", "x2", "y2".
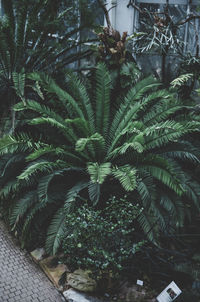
[{"x1": 62, "y1": 196, "x2": 145, "y2": 276}]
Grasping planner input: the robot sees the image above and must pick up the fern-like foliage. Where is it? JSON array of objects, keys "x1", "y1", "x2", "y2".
[
  {"x1": 0, "y1": 0, "x2": 98, "y2": 131},
  {"x1": 0, "y1": 62, "x2": 200, "y2": 254},
  {"x1": 171, "y1": 73, "x2": 193, "y2": 88}
]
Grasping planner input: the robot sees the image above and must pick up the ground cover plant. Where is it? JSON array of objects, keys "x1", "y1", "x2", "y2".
[
  {"x1": 63, "y1": 196, "x2": 145, "y2": 274},
  {"x1": 0, "y1": 62, "x2": 199, "y2": 270}
]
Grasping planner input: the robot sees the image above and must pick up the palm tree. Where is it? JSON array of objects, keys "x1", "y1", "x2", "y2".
[{"x1": 0, "y1": 63, "x2": 199, "y2": 254}]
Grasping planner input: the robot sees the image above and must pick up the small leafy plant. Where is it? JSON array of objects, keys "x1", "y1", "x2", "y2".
[{"x1": 62, "y1": 196, "x2": 145, "y2": 275}]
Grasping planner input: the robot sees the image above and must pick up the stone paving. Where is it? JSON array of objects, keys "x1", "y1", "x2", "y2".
[{"x1": 0, "y1": 219, "x2": 65, "y2": 302}]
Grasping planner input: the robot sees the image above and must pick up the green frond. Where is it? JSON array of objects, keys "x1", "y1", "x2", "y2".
[
  {"x1": 17, "y1": 160, "x2": 66, "y2": 181},
  {"x1": 95, "y1": 63, "x2": 111, "y2": 137},
  {"x1": 12, "y1": 72, "x2": 26, "y2": 104},
  {"x1": 27, "y1": 72, "x2": 53, "y2": 86},
  {"x1": 0, "y1": 133, "x2": 38, "y2": 155},
  {"x1": 75, "y1": 133, "x2": 105, "y2": 154},
  {"x1": 120, "y1": 62, "x2": 141, "y2": 83},
  {"x1": 137, "y1": 174, "x2": 155, "y2": 208},
  {"x1": 1, "y1": 154, "x2": 24, "y2": 177},
  {"x1": 108, "y1": 94, "x2": 141, "y2": 146},
  {"x1": 141, "y1": 155, "x2": 184, "y2": 195},
  {"x1": 21, "y1": 198, "x2": 49, "y2": 244},
  {"x1": 29, "y1": 81, "x2": 44, "y2": 100},
  {"x1": 143, "y1": 98, "x2": 184, "y2": 125},
  {"x1": 44, "y1": 79, "x2": 85, "y2": 119},
  {"x1": 26, "y1": 145, "x2": 63, "y2": 161},
  {"x1": 112, "y1": 165, "x2": 137, "y2": 192},
  {"x1": 14, "y1": 100, "x2": 65, "y2": 123},
  {"x1": 144, "y1": 120, "x2": 199, "y2": 150},
  {"x1": 29, "y1": 117, "x2": 77, "y2": 143},
  {"x1": 29, "y1": 117, "x2": 66, "y2": 130},
  {"x1": 137, "y1": 211, "x2": 156, "y2": 242},
  {"x1": 130, "y1": 76, "x2": 161, "y2": 99},
  {"x1": 149, "y1": 200, "x2": 168, "y2": 231},
  {"x1": 37, "y1": 171, "x2": 63, "y2": 202},
  {"x1": 26, "y1": 145, "x2": 83, "y2": 165},
  {"x1": 10, "y1": 190, "x2": 37, "y2": 228},
  {"x1": 160, "y1": 196, "x2": 185, "y2": 228},
  {"x1": 88, "y1": 181, "x2": 101, "y2": 205},
  {"x1": 163, "y1": 150, "x2": 200, "y2": 163},
  {"x1": 109, "y1": 77, "x2": 160, "y2": 143},
  {"x1": 45, "y1": 207, "x2": 66, "y2": 255},
  {"x1": 0, "y1": 179, "x2": 19, "y2": 198},
  {"x1": 110, "y1": 141, "x2": 144, "y2": 158},
  {"x1": 108, "y1": 120, "x2": 144, "y2": 154},
  {"x1": 171, "y1": 73, "x2": 193, "y2": 88},
  {"x1": 87, "y1": 162, "x2": 111, "y2": 185},
  {"x1": 15, "y1": 100, "x2": 78, "y2": 144},
  {"x1": 65, "y1": 118, "x2": 90, "y2": 137},
  {"x1": 65, "y1": 73, "x2": 95, "y2": 134},
  {"x1": 64, "y1": 181, "x2": 89, "y2": 212}
]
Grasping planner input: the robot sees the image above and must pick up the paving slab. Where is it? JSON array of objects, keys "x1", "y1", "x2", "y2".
[{"x1": 0, "y1": 219, "x2": 65, "y2": 302}]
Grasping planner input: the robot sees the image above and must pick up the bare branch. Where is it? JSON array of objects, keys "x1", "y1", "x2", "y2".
[
  {"x1": 127, "y1": 1, "x2": 167, "y2": 16},
  {"x1": 177, "y1": 15, "x2": 200, "y2": 26},
  {"x1": 97, "y1": 0, "x2": 112, "y2": 28},
  {"x1": 108, "y1": 5, "x2": 117, "y2": 13},
  {"x1": 127, "y1": 1, "x2": 143, "y2": 14}
]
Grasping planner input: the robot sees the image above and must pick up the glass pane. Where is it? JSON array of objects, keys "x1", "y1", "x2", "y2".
[{"x1": 133, "y1": 2, "x2": 199, "y2": 82}]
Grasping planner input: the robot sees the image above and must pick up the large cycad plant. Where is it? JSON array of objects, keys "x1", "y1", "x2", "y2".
[{"x1": 0, "y1": 63, "x2": 199, "y2": 254}]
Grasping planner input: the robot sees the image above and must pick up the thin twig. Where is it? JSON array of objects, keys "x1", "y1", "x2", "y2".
[
  {"x1": 97, "y1": 0, "x2": 112, "y2": 28},
  {"x1": 177, "y1": 15, "x2": 200, "y2": 26},
  {"x1": 108, "y1": 5, "x2": 117, "y2": 13}
]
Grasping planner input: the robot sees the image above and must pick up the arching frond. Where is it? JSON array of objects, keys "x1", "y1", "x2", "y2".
[
  {"x1": 1, "y1": 153, "x2": 24, "y2": 177},
  {"x1": 144, "y1": 120, "x2": 200, "y2": 150},
  {"x1": 95, "y1": 63, "x2": 111, "y2": 137},
  {"x1": 37, "y1": 171, "x2": 63, "y2": 202},
  {"x1": 112, "y1": 165, "x2": 137, "y2": 192},
  {"x1": 0, "y1": 179, "x2": 19, "y2": 198},
  {"x1": 12, "y1": 72, "x2": 26, "y2": 104},
  {"x1": 17, "y1": 160, "x2": 66, "y2": 181},
  {"x1": 65, "y1": 73, "x2": 95, "y2": 134},
  {"x1": 143, "y1": 98, "x2": 185, "y2": 125},
  {"x1": 108, "y1": 76, "x2": 160, "y2": 142},
  {"x1": 140, "y1": 155, "x2": 184, "y2": 195},
  {"x1": 88, "y1": 181, "x2": 101, "y2": 206},
  {"x1": 87, "y1": 162, "x2": 111, "y2": 184},
  {"x1": 137, "y1": 173, "x2": 155, "y2": 208},
  {"x1": 171, "y1": 73, "x2": 193, "y2": 88},
  {"x1": 75, "y1": 133, "x2": 105, "y2": 157},
  {"x1": 0, "y1": 133, "x2": 40, "y2": 155},
  {"x1": 64, "y1": 181, "x2": 89, "y2": 212},
  {"x1": 10, "y1": 190, "x2": 37, "y2": 228},
  {"x1": 137, "y1": 211, "x2": 157, "y2": 242},
  {"x1": 45, "y1": 207, "x2": 66, "y2": 255}
]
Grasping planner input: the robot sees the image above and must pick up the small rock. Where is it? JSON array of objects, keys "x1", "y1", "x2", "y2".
[
  {"x1": 67, "y1": 269, "x2": 97, "y2": 293},
  {"x1": 40, "y1": 256, "x2": 68, "y2": 289},
  {"x1": 30, "y1": 248, "x2": 45, "y2": 262},
  {"x1": 63, "y1": 289, "x2": 102, "y2": 302}
]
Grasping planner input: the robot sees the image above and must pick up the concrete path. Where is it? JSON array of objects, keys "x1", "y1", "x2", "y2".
[{"x1": 0, "y1": 219, "x2": 65, "y2": 302}]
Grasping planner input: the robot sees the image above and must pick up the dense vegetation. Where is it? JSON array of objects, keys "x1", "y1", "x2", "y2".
[{"x1": 0, "y1": 0, "x2": 200, "y2": 300}]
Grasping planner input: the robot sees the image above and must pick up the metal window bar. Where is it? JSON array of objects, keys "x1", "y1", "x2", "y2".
[
  {"x1": 136, "y1": 0, "x2": 198, "y2": 4},
  {"x1": 130, "y1": 0, "x2": 200, "y2": 55}
]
